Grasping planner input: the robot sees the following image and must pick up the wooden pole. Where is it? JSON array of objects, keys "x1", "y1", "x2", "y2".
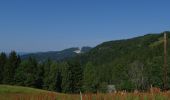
[
  {"x1": 163, "y1": 33, "x2": 168, "y2": 90},
  {"x1": 80, "y1": 91, "x2": 82, "y2": 100}
]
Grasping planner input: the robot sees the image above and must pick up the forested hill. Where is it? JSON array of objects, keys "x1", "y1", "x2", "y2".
[
  {"x1": 21, "y1": 47, "x2": 92, "y2": 61},
  {"x1": 73, "y1": 31, "x2": 170, "y2": 90},
  {"x1": 79, "y1": 31, "x2": 170, "y2": 65}
]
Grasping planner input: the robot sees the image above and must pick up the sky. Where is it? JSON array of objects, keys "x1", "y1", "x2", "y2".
[{"x1": 0, "y1": 0, "x2": 170, "y2": 52}]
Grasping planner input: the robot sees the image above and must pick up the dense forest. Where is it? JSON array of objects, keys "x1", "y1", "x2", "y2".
[{"x1": 0, "y1": 31, "x2": 170, "y2": 93}]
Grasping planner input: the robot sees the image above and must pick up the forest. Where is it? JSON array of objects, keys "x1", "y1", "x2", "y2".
[{"x1": 0, "y1": 31, "x2": 170, "y2": 93}]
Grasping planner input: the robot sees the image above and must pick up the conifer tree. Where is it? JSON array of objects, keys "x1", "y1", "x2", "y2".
[
  {"x1": 0, "y1": 53, "x2": 7, "y2": 83},
  {"x1": 3, "y1": 51, "x2": 20, "y2": 84}
]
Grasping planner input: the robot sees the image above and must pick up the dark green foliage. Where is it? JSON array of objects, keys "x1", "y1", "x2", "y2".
[
  {"x1": 98, "y1": 82, "x2": 108, "y2": 93},
  {"x1": 61, "y1": 61, "x2": 83, "y2": 93},
  {"x1": 35, "y1": 63, "x2": 44, "y2": 89},
  {"x1": 0, "y1": 53, "x2": 7, "y2": 83},
  {"x1": 43, "y1": 60, "x2": 62, "y2": 92},
  {"x1": 118, "y1": 80, "x2": 135, "y2": 91},
  {"x1": 146, "y1": 57, "x2": 164, "y2": 88},
  {"x1": 68, "y1": 61, "x2": 83, "y2": 93},
  {"x1": 3, "y1": 51, "x2": 20, "y2": 84},
  {"x1": 83, "y1": 62, "x2": 99, "y2": 93},
  {"x1": 14, "y1": 57, "x2": 39, "y2": 87},
  {"x1": 61, "y1": 62, "x2": 72, "y2": 93},
  {"x1": 42, "y1": 59, "x2": 52, "y2": 90}
]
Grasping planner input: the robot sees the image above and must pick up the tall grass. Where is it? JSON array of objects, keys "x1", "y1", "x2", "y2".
[
  {"x1": 1, "y1": 85, "x2": 170, "y2": 100},
  {"x1": 1, "y1": 92, "x2": 170, "y2": 100}
]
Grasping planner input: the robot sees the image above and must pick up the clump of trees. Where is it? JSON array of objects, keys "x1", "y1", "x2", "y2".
[
  {"x1": 0, "y1": 51, "x2": 84, "y2": 93},
  {"x1": 0, "y1": 51, "x2": 109, "y2": 93}
]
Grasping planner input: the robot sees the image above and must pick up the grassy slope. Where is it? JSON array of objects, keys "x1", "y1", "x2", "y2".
[
  {"x1": 0, "y1": 85, "x2": 79, "y2": 100},
  {"x1": 0, "y1": 85, "x2": 49, "y2": 94}
]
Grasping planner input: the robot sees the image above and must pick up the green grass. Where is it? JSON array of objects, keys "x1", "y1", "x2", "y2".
[
  {"x1": 0, "y1": 85, "x2": 79, "y2": 100},
  {"x1": 0, "y1": 85, "x2": 49, "y2": 94}
]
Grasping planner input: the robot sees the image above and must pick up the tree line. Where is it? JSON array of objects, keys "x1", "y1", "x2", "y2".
[
  {"x1": 0, "y1": 49, "x2": 168, "y2": 94},
  {"x1": 0, "y1": 51, "x2": 107, "y2": 93}
]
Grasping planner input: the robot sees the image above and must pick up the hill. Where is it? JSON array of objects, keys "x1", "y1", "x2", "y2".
[
  {"x1": 21, "y1": 47, "x2": 92, "y2": 61},
  {"x1": 73, "y1": 31, "x2": 170, "y2": 90},
  {"x1": 80, "y1": 33, "x2": 164, "y2": 64}
]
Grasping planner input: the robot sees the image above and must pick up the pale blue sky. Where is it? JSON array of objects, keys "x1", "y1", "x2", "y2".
[{"x1": 0, "y1": 0, "x2": 170, "y2": 52}]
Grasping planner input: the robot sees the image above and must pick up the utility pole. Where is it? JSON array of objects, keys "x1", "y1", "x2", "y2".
[{"x1": 163, "y1": 32, "x2": 168, "y2": 90}]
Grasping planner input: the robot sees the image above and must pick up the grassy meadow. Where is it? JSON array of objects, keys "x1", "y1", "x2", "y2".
[{"x1": 1, "y1": 85, "x2": 170, "y2": 100}]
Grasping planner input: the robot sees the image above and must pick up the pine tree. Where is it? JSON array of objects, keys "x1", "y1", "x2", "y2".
[
  {"x1": 68, "y1": 61, "x2": 83, "y2": 93},
  {"x1": 61, "y1": 61, "x2": 83, "y2": 93},
  {"x1": 61, "y1": 62, "x2": 72, "y2": 93},
  {"x1": 14, "y1": 57, "x2": 38, "y2": 87},
  {"x1": 43, "y1": 59, "x2": 52, "y2": 90},
  {"x1": 83, "y1": 62, "x2": 99, "y2": 93},
  {"x1": 42, "y1": 60, "x2": 62, "y2": 92},
  {"x1": 48, "y1": 62, "x2": 58, "y2": 91},
  {"x1": 3, "y1": 51, "x2": 20, "y2": 84},
  {"x1": 0, "y1": 53, "x2": 7, "y2": 83}
]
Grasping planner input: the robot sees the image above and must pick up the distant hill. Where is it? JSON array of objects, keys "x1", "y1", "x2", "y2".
[
  {"x1": 17, "y1": 52, "x2": 29, "y2": 56},
  {"x1": 21, "y1": 46, "x2": 92, "y2": 61}
]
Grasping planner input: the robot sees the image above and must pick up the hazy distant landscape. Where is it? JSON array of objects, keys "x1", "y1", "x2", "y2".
[{"x1": 21, "y1": 46, "x2": 92, "y2": 61}]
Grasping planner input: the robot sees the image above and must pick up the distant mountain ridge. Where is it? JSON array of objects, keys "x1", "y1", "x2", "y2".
[{"x1": 21, "y1": 46, "x2": 92, "y2": 61}]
